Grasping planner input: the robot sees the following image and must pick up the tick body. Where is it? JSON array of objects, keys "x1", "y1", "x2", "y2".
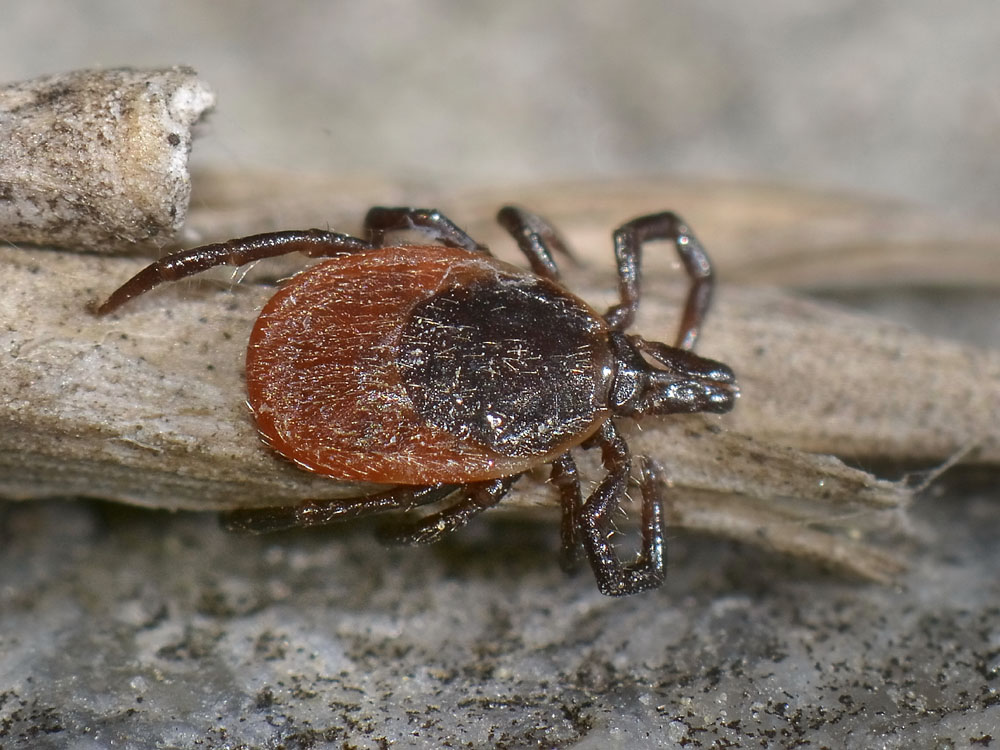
[
  {"x1": 98, "y1": 206, "x2": 738, "y2": 596},
  {"x1": 249, "y1": 246, "x2": 612, "y2": 484}
]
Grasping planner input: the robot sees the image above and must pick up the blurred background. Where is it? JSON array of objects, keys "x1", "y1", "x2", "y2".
[
  {"x1": 3, "y1": 1, "x2": 998, "y2": 218},
  {"x1": 3, "y1": 3, "x2": 999, "y2": 747}
]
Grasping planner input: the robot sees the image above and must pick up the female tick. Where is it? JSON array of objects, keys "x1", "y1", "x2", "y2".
[{"x1": 97, "y1": 206, "x2": 738, "y2": 596}]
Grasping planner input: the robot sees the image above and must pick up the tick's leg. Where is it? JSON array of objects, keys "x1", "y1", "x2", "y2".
[
  {"x1": 550, "y1": 453, "x2": 584, "y2": 571},
  {"x1": 496, "y1": 205, "x2": 575, "y2": 281},
  {"x1": 364, "y1": 207, "x2": 488, "y2": 254},
  {"x1": 221, "y1": 484, "x2": 459, "y2": 534},
  {"x1": 606, "y1": 212, "x2": 714, "y2": 351},
  {"x1": 378, "y1": 475, "x2": 521, "y2": 545},
  {"x1": 578, "y1": 422, "x2": 666, "y2": 596},
  {"x1": 96, "y1": 229, "x2": 371, "y2": 314}
]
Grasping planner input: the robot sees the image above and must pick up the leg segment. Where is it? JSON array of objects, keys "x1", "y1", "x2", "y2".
[
  {"x1": 550, "y1": 453, "x2": 584, "y2": 571},
  {"x1": 364, "y1": 207, "x2": 487, "y2": 254},
  {"x1": 96, "y1": 229, "x2": 371, "y2": 314},
  {"x1": 605, "y1": 212, "x2": 714, "y2": 351},
  {"x1": 578, "y1": 421, "x2": 666, "y2": 596},
  {"x1": 377, "y1": 475, "x2": 521, "y2": 545},
  {"x1": 496, "y1": 205, "x2": 574, "y2": 281},
  {"x1": 221, "y1": 483, "x2": 458, "y2": 534}
]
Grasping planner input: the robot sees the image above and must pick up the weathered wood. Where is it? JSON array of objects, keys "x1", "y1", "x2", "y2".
[
  {"x1": 0, "y1": 67, "x2": 214, "y2": 253},
  {"x1": 5, "y1": 175, "x2": 999, "y2": 580}
]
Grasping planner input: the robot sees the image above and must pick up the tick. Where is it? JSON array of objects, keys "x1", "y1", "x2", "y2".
[{"x1": 97, "y1": 206, "x2": 738, "y2": 596}]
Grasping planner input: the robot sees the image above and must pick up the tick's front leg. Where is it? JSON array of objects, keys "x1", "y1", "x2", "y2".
[
  {"x1": 607, "y1": 212, "x2": 714, "y2": 351},
  {"x1": 578, "y1": 422, "x2": 666, "y2": 596}
]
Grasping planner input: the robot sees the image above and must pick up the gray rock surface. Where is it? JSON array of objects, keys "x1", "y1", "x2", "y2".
[{"x1": 1, "y1": 478, "x2": 997, "y2": 748}]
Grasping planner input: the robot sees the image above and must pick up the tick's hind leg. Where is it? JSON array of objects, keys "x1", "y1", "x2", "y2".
[
  {"x1": 364, "y1": 207, "x2": 488, "y2": 254},
  {"x1": 221, "y1": 483, "x2": 459, "y2": 534},
  {"x1": 496, "y1": 205, "x2": 575, "y2": 281},
  {"x1": 578, "y1": 422, "x2": 666, "y2": 596},
  {"x1": 95, "y1": 229, "x2": 371, "y2": 314},
  {"x1": 378, "y1": 475, "x2": 521, "y2": 545}
]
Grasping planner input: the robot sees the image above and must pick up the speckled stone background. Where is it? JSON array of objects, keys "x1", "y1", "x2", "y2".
[{"x1": 2, "y1": 2, "x2": 999, "y2": 749}]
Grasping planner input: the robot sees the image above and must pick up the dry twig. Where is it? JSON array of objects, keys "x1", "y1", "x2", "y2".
[
  {"x1": 6, "y1": 179, "x2": 999, "y2": 580},
  {"x1": 0, "y1": 67, "x2": 214, "y2": 252}
]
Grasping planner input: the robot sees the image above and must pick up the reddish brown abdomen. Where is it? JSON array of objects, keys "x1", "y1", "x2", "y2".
[{"x1": 246, "y1": 246, "x2": 610, "y2": 484}]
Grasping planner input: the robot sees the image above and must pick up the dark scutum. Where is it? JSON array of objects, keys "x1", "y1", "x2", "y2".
[{"x1": 398, "y1": 275, "x2": 613, "y2": 457}]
